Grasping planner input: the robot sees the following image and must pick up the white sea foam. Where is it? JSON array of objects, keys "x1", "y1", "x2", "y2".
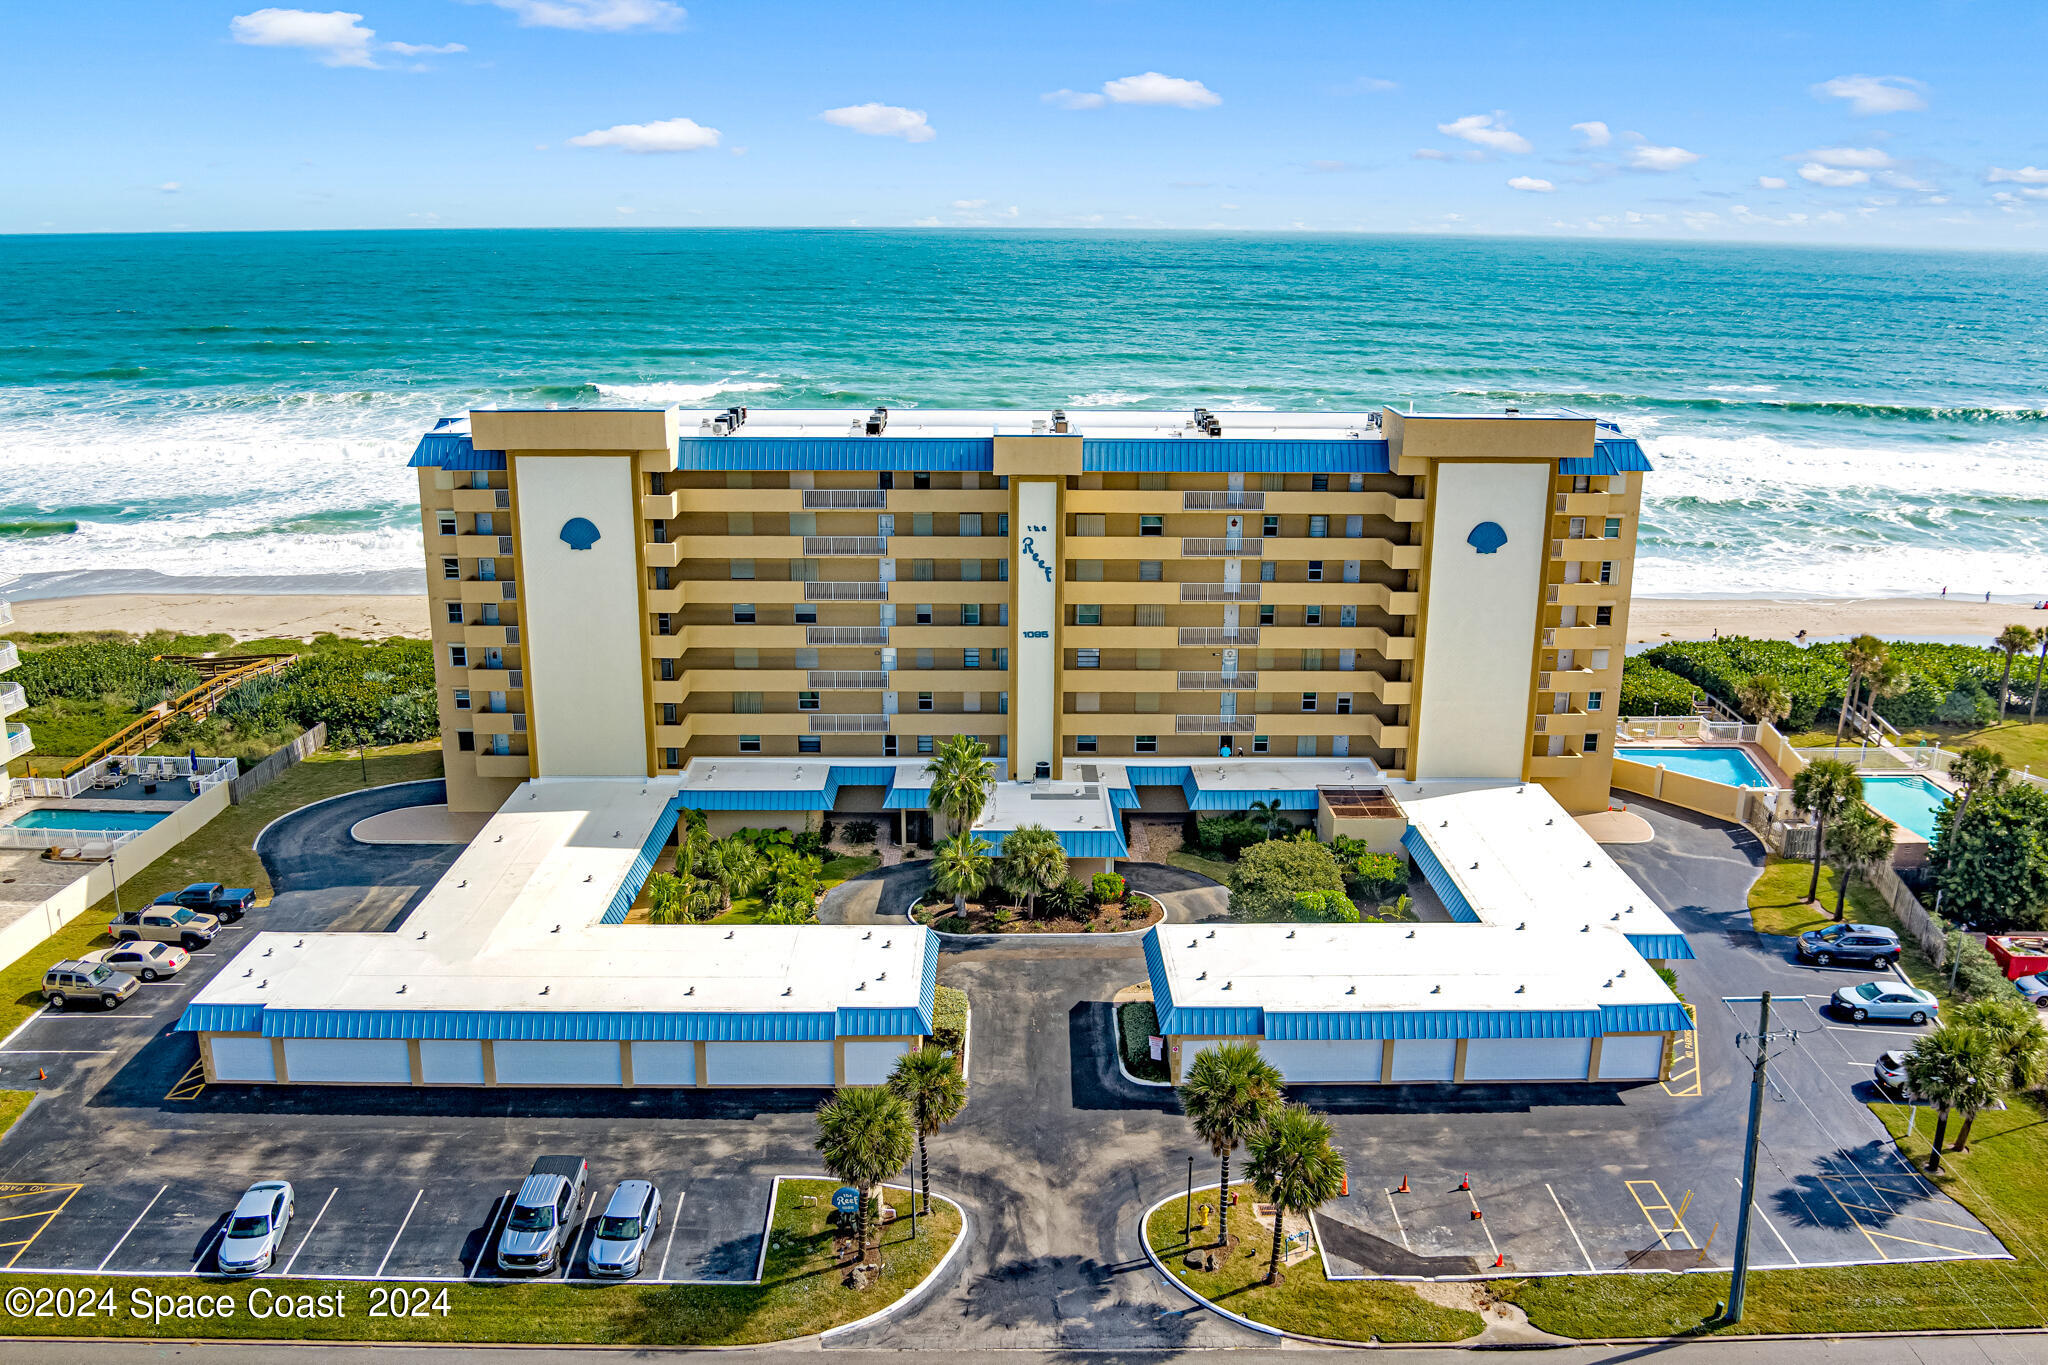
[
  {"x1": 592, "y1": 379, "x2": 780, "y2": 404},
  {"x1": 1065, "y1": 390, "x2": 1151, "y2": 406}
]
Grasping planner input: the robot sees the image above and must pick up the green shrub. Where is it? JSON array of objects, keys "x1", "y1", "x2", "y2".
[
  {"x1": 1346, "y1": 851, "x2": 1407, "y2": 904},
  {"x1": 930, "y1": 985, "x2": 968, "y2": 1052},
  {"x1": 1229, "y1": 839, "x2": 1345, "y2": 922},
  {"x1": 1945, "y1": 933, "x2": 2011, "y2": 1001},
  {"x1": 1193, "y1": 816, "x2": 1267, "y2": 858},
  {"x1": 1293, "y1": 888, "x2": 1361, "y2": 922},
  {"x1": 252, "y1": 640, "x2": 439, "y2": 745},
  {"x1": 1044, "y1": 876, "x2": 1090, "y2": 918},
  {"x1": 12, "y1": 639, "x2": 200, "y2": 707},
  {"x1": 1090, "y1": 872, "x2": 1125, "y2": 905},
  {"x1": 1935, "y1": 682, "x2": 1997, "y2": 726},
  {"x1": 1931, "y1": 783, "x2": 2048, "y2": 933},
  {"x1": 1641, "y1": 636, "x2": 2010, "y2": 731},
  {"x1": 1117, "y1": 1000, "x2": 1168, "y2": 1082},
  {"x1": 842, "y1": 819, "x2": 878, "y2": 845},
  {"x1": 1620, "y1": 656, "x2": 1699, "y2": 717}
]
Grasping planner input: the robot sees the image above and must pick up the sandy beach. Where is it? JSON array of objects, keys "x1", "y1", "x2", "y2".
[{"x1": 5, "y1": 591, "x2": 2039, "y2": 648}]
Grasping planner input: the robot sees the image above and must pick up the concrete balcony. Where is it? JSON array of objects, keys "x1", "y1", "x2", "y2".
[
  {"x1": 1262, "y1": 537, "x2": 1421, "y2": 571},
  {"x1": 455, "y1": 534, "x2": 514, "y2": 558},
  {"x1": 474, "y1": 752, "x2": 531, "y2": 778},
  {"x1": 1553, "y1": 536, "x2": 1620, "y2": 560},
  {"x1": 686, "y1": 581, "x2": 808, "y2": 605},
  {"x1": 893, "y1": 535, "x2": 1003, "y2": 560},
  {"x1": 1555, "y1": 491, "x2": 1617, "y2": 516},
  {"x1": 667, "y1": 534, "x2": 804, "y2": 560},
  {"x1": 471, "y1": 710, "x2": 528, "y2": 736},
  {"x1": 0, "y1": 682, "x2": 24, "y2": 720},
  {"x1": 1539, "y1": 666, "x2": 1600, "y2": 692},
  {"x1": 465, "y1": 665, "x2": 524, "y2": 691},
  {"x1": 5, "y1": 721, "x2": 36, "y2": 759},
  {"x1": 1543, "y1": 625, "x2": 1606, "y2": 650},
  {"x1": 1183, "y1": 490, "x2": 1265, "y2": 510},
  {"x1": 1261, "y1": 582, "x2": 1419, "y2": 615},
  {"x1": 898, "y1": 670, "x2": 1005, "y2": 691},
  {"x1": 1532, "y1": 710, "x2": 1592, "y2": 735},
  {"x1": 804, "y1": 536, "x2": 888, "y2": 556},
  {"x1": 672, "y1": 624, "x2": 807, "y2": 649},
  {"x1": 452, "y1": 488, "x2": 511, "y2": 513},
  {"x1": 890, "y1": 625, "x2": 1009, "y2": 648},
  {"x1": 676, "y1": 669, "x2": 810, "y2": 692},
  {"x1": 892, "y1": 580, "x2": 997, "y2": 604},
  {"x1": 1065, "y1": 489, "x2": 1181, "y2": 514},
  {"x1": 1176, "y1": 672, "x2": 1257, "y2": 691},
  {"x1": 802, "y1": 489, "x2": 888, "y2": 510},
  {"x1": 809, "y1": 670, "x2": 889, "y2": 689},
  {"x1": 810, "y1": 714, "x2": 890, "y2": 733},
  {"x1": 1527, "y1": 753, "x2": 1591, "y2": 779},
  {"x1": 808, "y1": 625, "x2": 889, "y2": 646},
  {"x1": 1181, "y1": 584, "x2": 1261, "y2": 603},
  {"x1": 1178, "y1": 626, "x2": 1260, "y2": 646},
  {"x1": 458, "y1": 578, "x2": 518, "y2": 604},
  {"x1": 1266, "y1": 491, "x2": 1424, "y2": 521},
  {"x1": 805, "y1": 581, "x2": 888, "y2": 602},
  {"x1": 1070, "y1": 535, "x2": 1173, "y2": 560},
  {"x1": 891, "y1": 713, "x2": 1007, "y2": 737},
  {"x1": 0, "y1": 641, "x2": 16, "y2": 673},
  {"x1": 1175, "y1": 715, "x2": 1257, "y2": 734},
  {"x1": 675, "y1": 488, "x2": 803, "y2": 512},
  {"x1": 462, "y1": 624, "x2": 520, "y2": 650},
  {"x1": 1546, "y1": 581, "x2": 1615, "y2": 607},
  {"x1": 1256, "y1": 625, "x2": 1414, "y2": 659},
  {"x1": 1181, "y1": 538, "x2": 1263, "y2": 558}
]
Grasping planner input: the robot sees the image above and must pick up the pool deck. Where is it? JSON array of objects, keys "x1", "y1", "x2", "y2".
[{"x1": 1618, "y1": 739, "x2": 1792, "y2": 788}]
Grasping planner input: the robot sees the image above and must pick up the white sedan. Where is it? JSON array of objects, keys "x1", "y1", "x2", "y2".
[
  {"x1": 1832, "y1": 981, "x2": 1938, "y2": 1025},
  {"x1": 217, "y1": 1181, "x2": 295, "y2": 1275}
]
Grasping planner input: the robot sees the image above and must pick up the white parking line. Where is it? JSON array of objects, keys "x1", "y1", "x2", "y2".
[
  {"x1": 1732, "y1": 1175, "x2": 1801, "y2": 1266},
  {"x1": 1382, "y1": 1189, "x2": 1410, "y2": 1250},
  {"x1": 375, "y1": 1189, "x2": 424, "y2": 1279},
  {"x1": 0, "y1": 1008, "x2": 55, "y2": 1051},
  {"x1": 1825, "y1": 1025, "x2": 1927, "y2": 1038},
  {"x1": 282, "y1": 1187, "x2": 337, "y2": 1277},
  {"x1": 656, "y1": 1190, "x2": 685, "y2": 1280},
  {"x1": 192, "y1": 1223, "x2": 226, "y2": 1274},
  {"x1": 1546, "y1": 1183, "x2": 1596, "y2": 1272},
  {"x1": 98, "y1": 1185, "x2": 168, "y2": 1272},
  {"x1": 469, "y1": 1191, "x2": 512, "y2": 1280},
  {"x1": 0, "y1": 1049, "x2": 113, "y2": 1055}
]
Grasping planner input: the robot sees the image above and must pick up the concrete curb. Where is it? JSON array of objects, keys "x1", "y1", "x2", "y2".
[
  {"x1": 1112, "y1": 1001, "x2": 1174, "y2": 1088},
  {"x1": 817, "y1": 1183, "x2": 971, "y2": 1341},
  {"x1": 906, "y1": 891, "x2": 1166, "y2": 941},
  {"x1": 250, "y1": 778, "x2": 445, "y2": 860}
]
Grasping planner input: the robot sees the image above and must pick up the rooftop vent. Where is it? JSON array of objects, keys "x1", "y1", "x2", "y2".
[
  {"x1": 864, "y1": 406, "x2": 890, "y2": 436},
  {"x1": 1190, "y1": 407, "x2": 1223, "y2": 437},
  {"x1": 1052, "y1": 408, "x2": 1070, "y2": 434}
]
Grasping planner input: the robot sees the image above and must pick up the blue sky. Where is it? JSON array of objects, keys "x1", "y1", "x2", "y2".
[{"x1": 7, "y1": 0, "x2": 2048, "y2": 244}]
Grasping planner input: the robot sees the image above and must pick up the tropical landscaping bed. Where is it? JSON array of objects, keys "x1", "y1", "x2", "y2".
[
  {"x1": 0, "y1": 1179, "x2": 963, "y2": 1346},
  {"x1": 1117, "y1": 1000, "x2": 1169, "y2": 1082},
  {"x1": 916, "y1": 888, "x2": 1162, "y2": 935}
]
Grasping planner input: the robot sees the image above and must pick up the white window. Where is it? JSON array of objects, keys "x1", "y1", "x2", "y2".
[
  {"x1": 961, "y1": 513, "x2": 983, "y2": 536},
  {"x1": 442, "y1": 557, "x2": 459, "y2": 580},
  {"x1": 1307, "y1": 560, "x2": 1324, "y2": 582},
  {"x1": 1134, "y1": 735, "x2": 1158, "y2": 753},
  {"x1": 1253, "y1": 734, "x2": 1270, "y2": 754},
  {"x1": 1077, "y1": 649, "x2": 1100, "y2": 668},
  {"x1": 733, "y1": 604, "x2": 756, "y2": 624},
  {"x1": 1301, "y1": 692, "x2": 1318, "y2": 712},
  {"x1": 453, "y1": 688, "x2": 470, "y2": 710},
  {"x1": 1075, "y1": 735, "x2": 1098, "y2": 753},
  {"x1": 1587, "y1": 691, "x2": 1603, "y2": 712},
  {"x1": 449, "y1": 645, "x2": 468, "y2": 668},
  {"x1": 437, "y1": 512, "x2": 457, "y2": 536},
  {"x1": 739, "y1": 735, "x2": 762, "y2": 752}
]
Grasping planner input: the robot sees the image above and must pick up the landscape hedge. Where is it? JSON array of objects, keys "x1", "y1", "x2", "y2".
[{"x1": 1640, "y1": 637, "x2": 2021, "y2": 730}]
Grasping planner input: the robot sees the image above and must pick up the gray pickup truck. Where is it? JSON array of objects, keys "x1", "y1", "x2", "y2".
[
  {"x1": 496, "y1": 1155, "x2": 588, "y2": 1274},
  {"x1": 109, "y1": 905, "x2": 218, "y2": 951}
]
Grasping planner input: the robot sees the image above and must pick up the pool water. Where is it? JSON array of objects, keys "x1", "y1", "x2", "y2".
[
  {"x1": 1619, "y1": 746, "x2": 1770, "y2": 788},
  {"x1": 1861, "y1": 774, "x2": 1950, "y2": 841},
  {"x1": 8, "y1": 808, "x2": 168, "y2": 832}
]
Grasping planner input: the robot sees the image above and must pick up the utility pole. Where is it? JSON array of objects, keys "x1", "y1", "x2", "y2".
[
  {"x1": 1184, "y1": 1155, "x2": 1194, "y2": 1244},
  {"x1": 1724, "y1": 991, "x2": 1799, "y2": 1327}
]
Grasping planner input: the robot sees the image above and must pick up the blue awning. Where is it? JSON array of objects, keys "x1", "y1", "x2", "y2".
[
  {"x1": 677, "y1": 437, "x2": 993, "y2": 471},
  {"x1": 1125, "y1": 766, "x2": 1194, "y2": 788},
  {"x1": 1559, "y1": 438, "x2": 1653, "y2": 477},
  {"x1": 239, "y1": 1008, "x2": 841, "y2": 1042},
  {"x1": 1185, "y1": 785, "x2": 1319, "y2": 812},
  {"x1": 1109, "y1": 786, "x2": 1140, "y2": 810},
  {"x1": 1144, "y1": 927, "x2": 1265, "y2": 1037},
  {"x1": 1082, "y1": 439, "x2": 1392, "y2": 473},
  {"x1": 1402, "y1": 826, "x2": 1478, "y2": 922},
  {"x1": 1624, "y1": 932, "x2": 1695, "y2": 961},
  {"x1": 978, "y1": 827, "x2": 1129, "y2": 859},
  {"x1": 176, "y1": 1002, "x2": 264, "y2": 1033},
  {"x1": 1599, "y1": 1002, "x2": 1693, "y2": 1033},
  {"x1": 600, "y1": 804, "x2": 679, "y2": 925},
  {"x1": 408, "y1": 420, "x2": 507, "y2": 471},
  {"x1": 1264, "y1": 1009, "x2": 1605, "y2": 1040},
  {"x1": 882, "y1": 785, "x2": 930, "y2": 810}
]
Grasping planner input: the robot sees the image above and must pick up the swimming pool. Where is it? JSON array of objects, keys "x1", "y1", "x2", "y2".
[
  {"x1": 1618, "y1": 746, "x2": 1770, "y2": 788},
  {"x1": 8, "y1": 808, "x2": 168, "y2": 833},
  {"x1": 1861, "y1": 774, "x2": 1950, "y2": 841}
]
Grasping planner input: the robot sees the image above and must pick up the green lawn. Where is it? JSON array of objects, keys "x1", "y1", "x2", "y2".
[
  {"x1": 0, "y1": 1180, "x2": 962, "y2": 1345},
  {"x1": 1144, "y1": 1199, "x2": 1481, "y2": 1342},
  {"x1": 821, "y1": 854, "x2": 881, "y2": 885},
  {"x1": 1789, "y1": 718, "x2": 2048, "y2": 771},
  {"x1": 0, "y1": 1089, "x2": 31, "y2": 1140},
  {"x1": 1496, "y1": 1094, "x2": 2048, "y2": 1337},
  {"x1": 1165, "y1": 850, "x2": 1234, "y2": 885},
  {"x1": 1746, "y1": 856, "x2": 1952, "y2": 1006},
  {"x1": 703, "y1": 854, "x2": 880, "y2": 924},
  {"x1": 0, "y1": 743, "x2": 444, "y2": 1038}
]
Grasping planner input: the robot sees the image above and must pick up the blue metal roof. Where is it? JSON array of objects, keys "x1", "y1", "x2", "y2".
[
  {"x1": 1144, "y1": 928, "x2": 1264, "y2": 1037},
  {"x1": 1186, "y1": 783, "x2": 1318, "y2": 812},
  {"x1": 676, "y1": 437, "x2": 994, "y2": 471},
  {"x1": 1126, "y1": 766, "x2": 1193, "y2": 787},
  {"x1": 600, "y1": 806, "x2": 678, "y2": 926},
  {"x1": 835, "y1": 1006, "x2": 929, "y2": 1037},
  {"x1": 675, "y1": 788, "x2": 835, "y2": 811},
  {"x1": 1559, "y1": 438, "x2": 1653, "y2": 477},
  {"x1": 1109, "y1": 786, "x2": 1140, "y2": 810},
  {"x1": 1624, "y1": 932, "x2": 1695, "y2": 961},
  {"x1": 247, "y1": 1008, "x2": 842, "y2": 1041},
  {"x1": 919, "y1": 932, "x2": 939, "y2": 1025},
  {"x1": 1082, "y1": 439, "x2": 1393, "y2": 473},
  {"x1": 177, "y1": 1002, "x2": 263, "y2": 1033},
  {"x1": 1402, "y1": 826, "x2": 1479, "y2": 923},
  {"x1": 408, "y1": 430, "x2": 508, "y2": 471},
  {"x1": 1599, "y1": 1002, "x2": 1693, "y2": 1033},
  {"x1": 1264, "y1": 1009, "x2": 1605, "y2": 1040},
  {"x1": 882, "y1": 785, "x2": 930, "y2": 810},
  {"x1": 832, "y1": 766, "x2": 901, "y2": 788},
  {"x1": 978, "y1": 827, "x2": 1129, "y2": 859}
]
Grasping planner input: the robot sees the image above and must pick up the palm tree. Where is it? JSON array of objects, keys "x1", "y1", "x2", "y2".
[
  {"x1": 888, "y1": 1046, "x2": 967, "y2": 1215},
  {"x1": 814, "y1": 1085, "x2": 916, "y2": 1266},
  {"x1": 1791, "y1": 759, "x2": 1862, "y2": 905},
  {"x1": 646, "y1": 872, "x2": 689, "y2": 925},
  {"x1": 1835, "y1": 634, "x2": 1886, "y2": 745},
  {"x1": 703, "y1": 838, "x2": 764, "y2": 916},
  {"x1": 929, "y1": 832, "x2": 993, "y2": 915},
  {"x1": 1247, "y1": 798, "x2": 1289, "y2": 839},
  {"x1": 1179, "y1": 1043, "x2": 1284, "y2": 1245},
  {"x1": 995, "y1": 824, "x2": 1067, "y2": 919},
  {"x1": 1823, "y1": 801, "x2": 1895, "y2": 922},
  {"x1": 683, "y1": 876, "x2": 722, "y2": 924},
  {"x1": 926, "y1": 735, "x2": 996, "y2": 837},
  {"x1": 1996, "y1": 624, "x2": 2036, "y2": 723},
  {"x1": 676, "y1": 808, "x2": 712, "y2": 875},
  {"x1": 1734, "y1": 673, "x2": 1791, "y2": 730},
  {"x1": 1861, "y1": 656, "x2": 1909, "y2": 734},
  {"x1": 1947, "y1": 746, "x2": 2011, "y2": 837},
  {"x1": 1946, "y1": 998, "x2": 2048, "y2": 1152},
  {"x1": 1904, "y1": 1027, "x2": 1994, "y2": 1172},
  {"x1": 2029, "y1": 628, "x2": 2048, "y2": 724},
  {"x1": 1246, "y1": 1103, "x2": 1347, "y2": 1285}
]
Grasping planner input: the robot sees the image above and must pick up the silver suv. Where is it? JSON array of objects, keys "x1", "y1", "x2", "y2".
[{"x1": 42, "y1": 960, "x2": 139, "y2": 1011}]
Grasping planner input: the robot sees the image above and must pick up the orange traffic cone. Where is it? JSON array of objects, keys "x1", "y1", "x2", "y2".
[
  {"x1": 1493, "y1": 1253, "x2": 1506, "y2": 1268},
  {"x1": 1458, "y1": 1173, "x2": 1470, "y2": 1191},
  {"x1": 1340, "y1": 1175, "x2": 1348, "y2": 1197},
  {"x1": 1470, "y1": 1209, "x2": 1484, "y2": 1221},
  {"x1": 1395, "y1": 1175, "x2": 1409, "y2": 1194},
  {"x1": 35, "y1": 1068, "x2": 45, "y2": 1081}
]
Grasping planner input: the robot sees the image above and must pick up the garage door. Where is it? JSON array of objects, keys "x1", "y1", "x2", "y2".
[
  {"x1": 210, "y1": 1036, "x2": 277, "y2": 1083},
  {"x1": 704, "y1": 1041, "x2": 834, "y2": 1086},
  {"x1": 1388, "y1": 1038, "x2": 1457, "y2": 1083},
  {"x1": 1177, "y1": 1040, "x2": 1222, "y2": 1084},
  {"x1": 493, "y1": 1040, "x2": 624, "y2": 1086},
  {"x1": 420, "y1": 1039, "x2": 486, "y2": 1085},
  {"x1": 1464, "y1": 1037, "x2": 1593, "y2": 1082},
  {"x1": 283, "y1": 1038, "x2": 411, "y2": 1084},
  {"x1": 843, "y1": 1039, "x2": 911, "y2": 1085},
  {"x1": 1259, "y1": 1039, "x2": 1383, "y2": 1084},
  {"x1": 1597, "y1": 1034, "x2": 1667, "y2": 1081},
  {"x1": 631, "y1": 1041, "x2": 698, "y2": 1086}
]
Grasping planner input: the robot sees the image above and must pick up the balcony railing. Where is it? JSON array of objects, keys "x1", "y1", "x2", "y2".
[
  {"x1": 803, "y1": 490, "x2": 887, "y2": 509},
  {"x1": 1181, "y1": 584, "x2": 1261, "y2": 602},
  {"x1": 4, "y1": 724, "x2": 32, "y2": 759},
  {"x1": 1177, "y1": 627, "x2": 1259, "y2": 646},
  {"x1": 1184, "y1": 491, "x2": 1265, "y2": 510},
  {"x1": 1175, "y1": 715, "x2": 1257, "y2": 734},
  {"x1": 808, "y1": 625, "x2": 888, "y2": 646},
  {"x1": 1176, "y1": 672, "x2": 1257, "y2": 691},
  {"x1": 809, "y1": 714, "x2": 890, "y2": 732},
  {"x1": 809, "y1": 670, "x2": 888, "y2": 689},
  {"x1": 0, "y1": 641, "x2": 17, "y2": 672},
  {"x1": 0, "y1": 600, "x2": 12, "y2": 629},
  {"x1": 0, "y1": 682, "x2": 23, "y2": 715},
  {"x1": 803, "y1": 536, "x2": 888, "y2": 556},
  {"x1": 1182, "y1": 538, "x2": 1262, "y2": 557},
  {"x1": 804, "y1": 581, "x2": 889, "y2": 601}
]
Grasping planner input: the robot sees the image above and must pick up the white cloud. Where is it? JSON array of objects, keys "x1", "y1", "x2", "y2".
[
  {"x1": 952, "y1": 198, "x2": 988, "y2": 210},
  {"x1": 1437, "y1": 113, "x2": 1530, "y2": 154},
  {"x1": 386, "y1": 40, "x2": 466, "y2": 55},
  {"x1": 1625, "y1": 140, "x2": 1699, "y2": 171},
  {"x1": 1756, "y1": 175, "x2": 1788, "y2": 189},
  {"x1": 477, "y1": 0, "x2": 683, "y2": 31},
  {"x1": 1880, "y1": 170, "x2": 1938, "y2": 192},
  {"x1": 1412, "y1": 147, "x2": 1449, "y2": 161},
  {"x1": 1101, "y1": 72, "x2": 1222, "y2": 108},
  {"x1": 158, "y1": 181, "x2": 181, "y2": 193},
  {"x1": 912, "y1": 217, "x2": 942, "y2": 227},
  {"x1": 1804, "y1": 146, "x2": 1892, "y2": 169},
  {"x1": 1988, "y1": 166, "x2": 2048, "y2": 184},
  {"x1": 1570, "y1": 120, "x2": 1610, "y2": 147},
  {"x1": 1347, "y1": 76, "x2": 1397, "y2": 93},
  {"x1": 1042, "y1": 89, "x2": 1106, "y2": 110},
  {"x1": 1799, "y1": 162, "x2": 1868, "y2": 187},
  {"x1": 1507, "y1": 175, "x2": 1554, "y2": 193},
  {"x1": 230, "y1": 9, "x2": 377, "y2": 66},
  {"x1": 821, "y1": 103, "x2": 935, "y2": 142},
  {"x1": 1994, "y1": 187, "x2": 2048, "y2": 203},
  {"x1": 567, "y1": 116, "x2": 720, "y2": 152},
  {"x1": 1682, "y1": 210, "x2": 1720, "y2": 231},
  {"x1": 1812, "y1": 74, "x2": 1927, "y2": 116}
]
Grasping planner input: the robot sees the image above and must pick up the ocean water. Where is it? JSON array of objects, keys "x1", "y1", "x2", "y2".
[{"x1": 2, "y1": 229, "x2": 2045, "y2": 600}]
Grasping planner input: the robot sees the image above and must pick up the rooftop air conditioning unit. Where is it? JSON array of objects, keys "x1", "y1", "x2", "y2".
[
  {"x1": 864, "y1": 406, "x2": 889, "y2": 436},
  {"x1": 1052, "y1": 408, "x2": 1070, "y2": 434}
]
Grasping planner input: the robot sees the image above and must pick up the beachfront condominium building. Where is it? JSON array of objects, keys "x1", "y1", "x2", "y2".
[
  {"x1": 0, "y1": 573, "x2": 30, "y2": 790},
  {"x1": 410, "y1": 405, "x2": 1649, "y2": 817}
]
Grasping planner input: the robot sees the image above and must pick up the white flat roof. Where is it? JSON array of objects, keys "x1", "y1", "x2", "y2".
[
  {"x1": 681, "y1": 407, "x2": 1392, "y2": 442},
  {"x1": 977, "y1": 776, "x2": 1120, "y2": 836}
]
